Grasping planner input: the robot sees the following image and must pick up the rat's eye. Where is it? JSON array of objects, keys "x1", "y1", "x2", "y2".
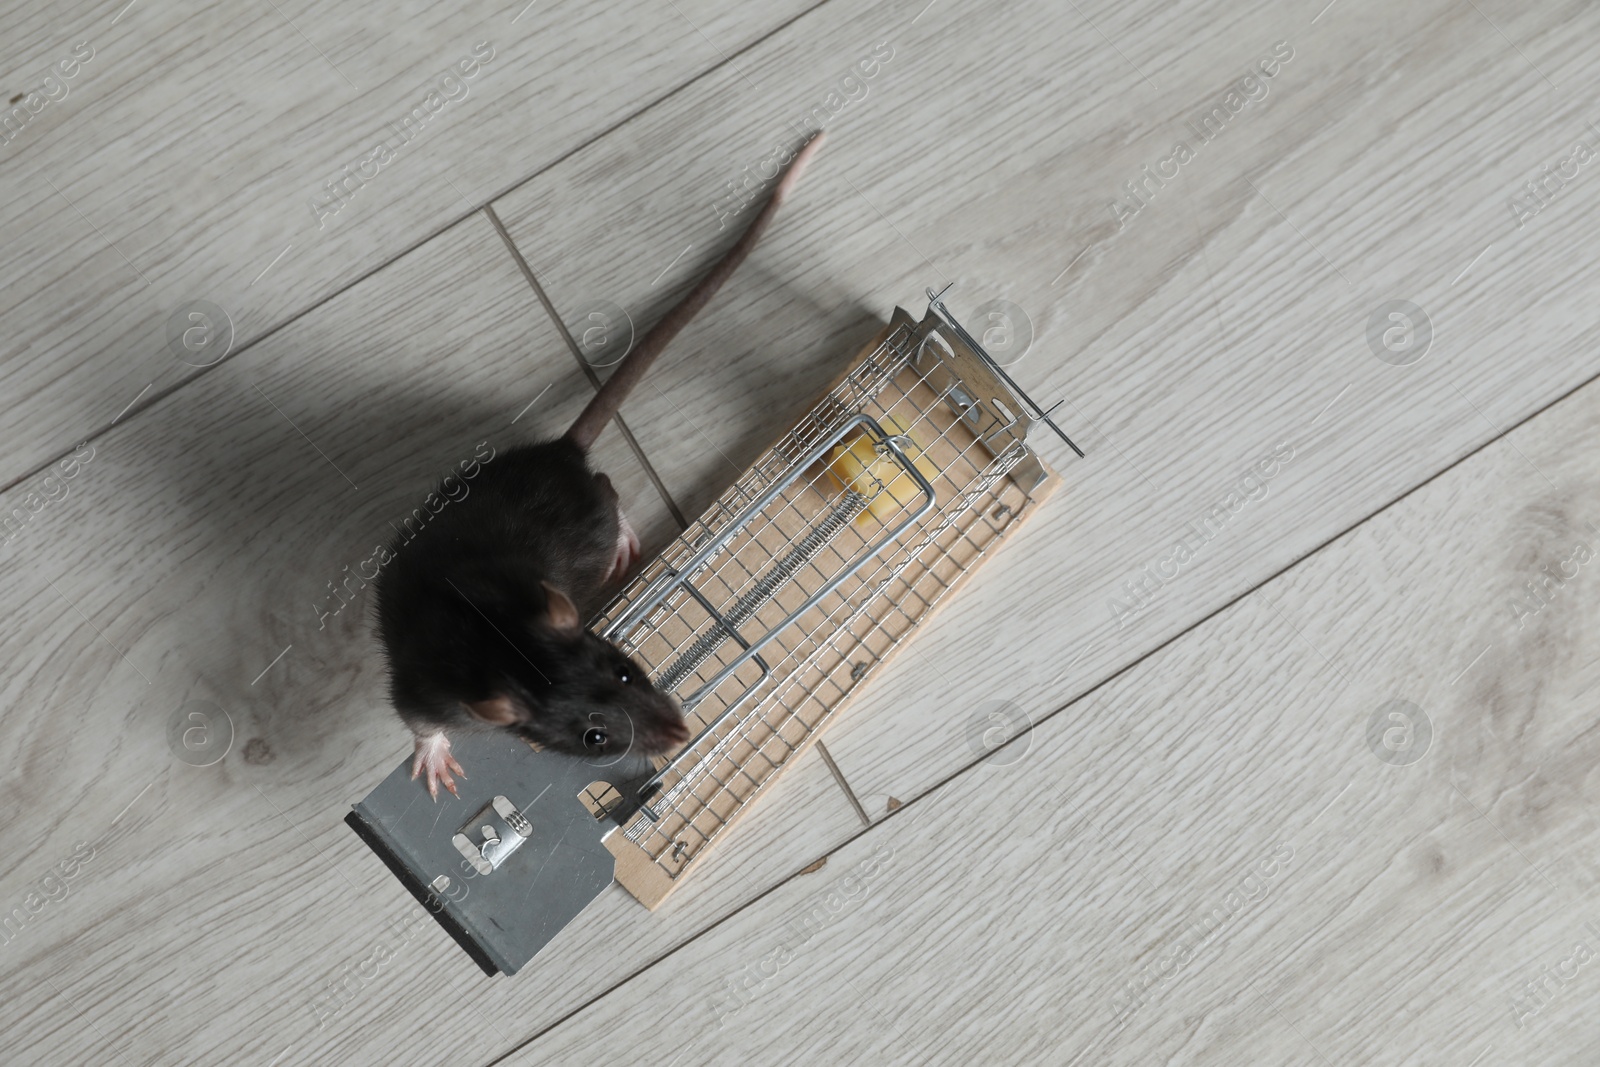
[
  {"x1": 617, "y1": 665, "x2": 633, "y2": 684},
  {"x1": 583, "y1": 728, "x2": 608, "y2": 750}
]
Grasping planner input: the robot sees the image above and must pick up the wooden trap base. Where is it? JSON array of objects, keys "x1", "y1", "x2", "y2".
[{"x1": 591, "y1": 307, "x2": 1061, "y2": 908}]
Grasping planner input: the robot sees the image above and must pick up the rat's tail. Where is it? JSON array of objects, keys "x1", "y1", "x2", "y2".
[{"x1": 563, "y1": 131, "x2": 827, "y2": 452}]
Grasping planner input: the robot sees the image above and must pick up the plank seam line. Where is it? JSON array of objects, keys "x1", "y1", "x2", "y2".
[
  {"x1": 483, "y1": 202, "x2": 689, "y2": 529},
  {"x1": 478, "y1": 364, "x2": 1600, "y2": 1064},
  {"x1": 0, "y1": 0, "x2": 839, "y2": 501}
]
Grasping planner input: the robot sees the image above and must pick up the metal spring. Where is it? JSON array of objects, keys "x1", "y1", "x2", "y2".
[{"x1": 656, "y1": 490, "x2": 869, "y2": 694}]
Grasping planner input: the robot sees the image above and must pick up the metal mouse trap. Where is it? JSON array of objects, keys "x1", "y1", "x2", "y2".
[{"x1": 348, "y1": 287, "x2": 1078, "y2": 974}]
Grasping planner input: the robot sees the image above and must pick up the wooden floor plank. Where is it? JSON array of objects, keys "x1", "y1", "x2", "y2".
[
  {"x1": 487, "y1": 0, "x2": 1600, "y2": 835},
  {"x1": 0, "y1": 212, "x2": 864, "y2": 1067},
  {"x1": 0, "y1": 0, "x2": 816, "y2": 490},
  {"x1": 4, "y1": 0, "x2": 1599, "y2": 1062},
  {"x1": 500, "y1": 310, "x2": 1600, "y2": 1067}
]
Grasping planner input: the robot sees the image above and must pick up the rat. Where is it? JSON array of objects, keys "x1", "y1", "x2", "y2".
[{"x1": 374, "y1": 132, "x2": 826, "y2": 798}]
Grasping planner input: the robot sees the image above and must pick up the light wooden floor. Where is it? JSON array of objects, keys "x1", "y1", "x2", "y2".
[{"x1": 1, "y1": 0, "x2": 1596, "y2": 1063}]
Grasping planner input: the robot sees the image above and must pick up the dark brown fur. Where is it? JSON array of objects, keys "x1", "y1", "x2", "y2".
[{"x1": 374, "y1": 133, "x2": 825, "y2": 768}]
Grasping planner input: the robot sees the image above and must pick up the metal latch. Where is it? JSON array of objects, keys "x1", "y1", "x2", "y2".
[{"x1": 452, "y1": 796, "x2": 532, "y2": 875}]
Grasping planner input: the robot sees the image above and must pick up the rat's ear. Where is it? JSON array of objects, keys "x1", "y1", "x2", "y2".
[
  {"x1": 466, "y1": 695, "x2": 522, "y2": 726},
  {"x1": 540, "y1": 582, "x2": 582, "y2": 633}
]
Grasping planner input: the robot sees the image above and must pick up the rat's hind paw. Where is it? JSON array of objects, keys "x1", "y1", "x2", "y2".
[
  {"x1": 607, "y1": 508, "x2": 642, "y2": 584},
  {"x1": 411, "y1": 731, "x2": 466, "y2": 800}
]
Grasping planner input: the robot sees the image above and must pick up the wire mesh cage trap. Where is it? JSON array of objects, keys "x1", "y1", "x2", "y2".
[
  {"x1": 348, "y1": 287, "x2": 1079, "y2": 973},
  {"x1": 591, "y1": 286, "x2": 1080, "y2": 907}
]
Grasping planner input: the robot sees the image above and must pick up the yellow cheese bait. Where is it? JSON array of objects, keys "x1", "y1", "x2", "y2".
[{"x1": 825, "y1": 416, "x2": 939, "y2": 524}]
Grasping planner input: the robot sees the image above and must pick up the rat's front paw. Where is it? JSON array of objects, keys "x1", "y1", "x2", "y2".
[{"x1": 411, "y1": 731, "x2": 466, "y2": 800}]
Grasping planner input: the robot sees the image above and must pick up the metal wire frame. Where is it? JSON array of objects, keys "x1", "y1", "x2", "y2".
[
  {"x1": 623, "y1": 466, "x2": 1029, "y2": 860},
  {"x1": 589, "y1": 308, "x2": 1049, "y2": 870},
  {"x1": 605, "y1": 412, "x2": 935, "y2": 720}
]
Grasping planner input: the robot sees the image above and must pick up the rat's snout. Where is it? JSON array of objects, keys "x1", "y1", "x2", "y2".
[
  {"x1": 637, "y1": 710, "x2": 690, "y2": 755},
  {"x1": 662, "y1": 715, "x2": 690, "y2": 748}
]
